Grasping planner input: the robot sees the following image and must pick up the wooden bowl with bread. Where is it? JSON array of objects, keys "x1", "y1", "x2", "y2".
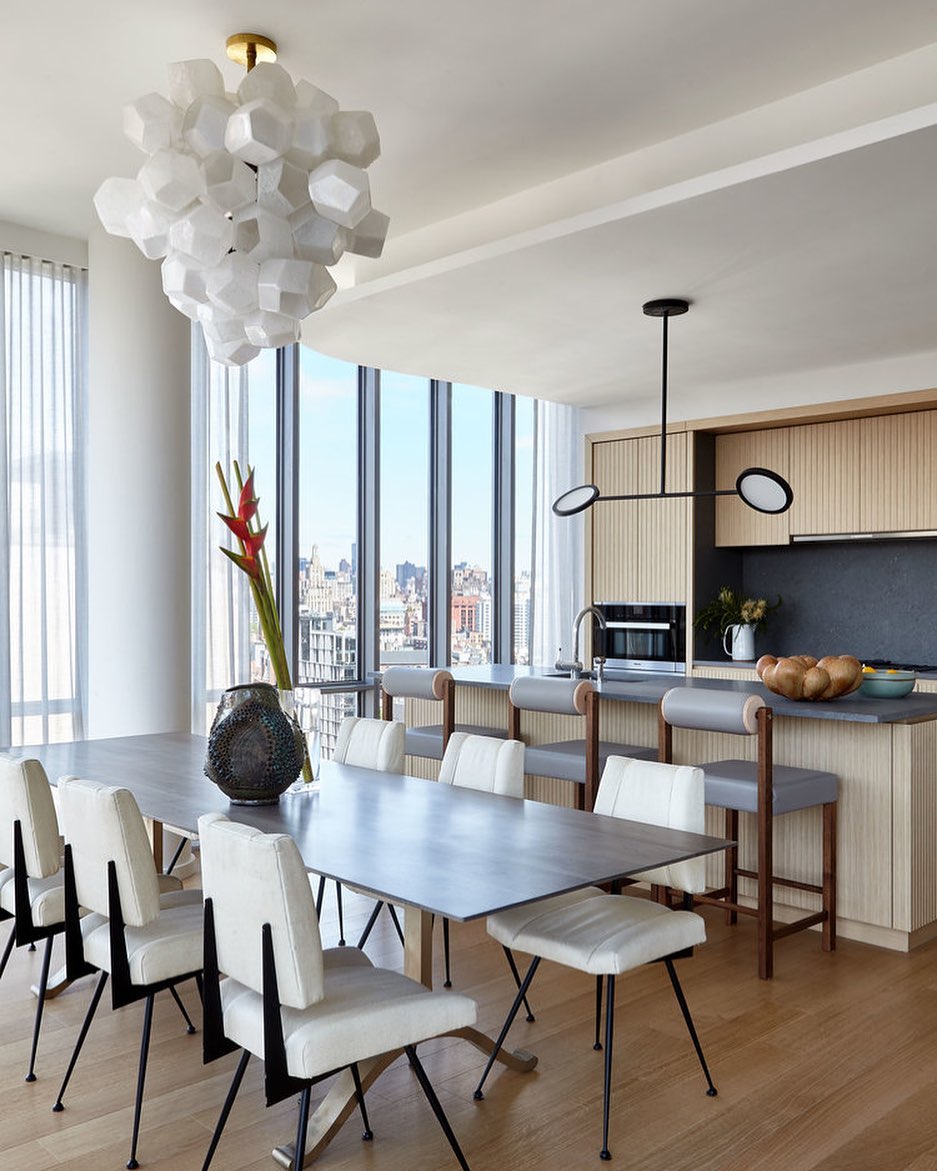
[{"x1": 756, "y1": 654, "x2": 864, "y2": 701}]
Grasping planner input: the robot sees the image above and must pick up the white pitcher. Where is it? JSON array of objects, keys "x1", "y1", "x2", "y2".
[{"x1": 723, "y1": 623, "x2": 756, "y2": 661}]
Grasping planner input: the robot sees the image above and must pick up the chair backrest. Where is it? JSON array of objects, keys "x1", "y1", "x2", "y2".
[
  {"x1": 438, "y1": 733, "x2": 525, "y2": 797},
  {"x1": 594, "y1": 755, "x2": 706, "y2": 893},
  {"x1": 334, "y1": 716, "x2": 405, "y2": 772},
  {"x1": 0, "y1": 756, "x2": 60, "y2": 877},
  {"x1": 57, "y1": 777, "x2": 161, "y2": 927},
  {"x1": 508, "y1": 676, "x2": 593, "y2": 717},
  {"x1": 199, "y1": 813, "x2": 324, "y2": 1010}
]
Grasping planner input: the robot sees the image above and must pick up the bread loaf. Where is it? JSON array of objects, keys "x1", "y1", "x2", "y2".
[{"x1": 758, "y1": 652, "x2": 862, "y2": 701}]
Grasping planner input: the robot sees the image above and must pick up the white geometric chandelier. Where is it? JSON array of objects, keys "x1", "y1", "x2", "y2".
[{"x1": 94, "y1": 33, "x2": 387, "y2": 366}]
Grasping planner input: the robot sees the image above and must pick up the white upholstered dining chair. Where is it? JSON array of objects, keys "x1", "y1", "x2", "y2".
[
  {"x1": 0, "y1": 756, "x2": 66, "y2": 1082},
  {"x1": 316, "y1": 716, "x2": 406, "y2": 948},
  {"x1": 474, "y1": 755, "x2": 717, "y2": 1162},
  {"x1": 197, "y1": 812, "x2": 477, "y2": 1171},
  {"x1": 435, "y1": 732, "x2": 525, "y2": 988},
  {"x1": 53, "y1": 777, "x2": 204, "y2": 1170}
]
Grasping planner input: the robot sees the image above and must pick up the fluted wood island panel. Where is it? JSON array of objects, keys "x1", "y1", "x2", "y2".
[{"x1": 405, "y1": 667, "x2": 937, "y2": 952}]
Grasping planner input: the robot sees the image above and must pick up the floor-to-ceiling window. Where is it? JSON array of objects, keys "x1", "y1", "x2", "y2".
[
  {"x1": 0, "y1": 252, "x2": 86, "y2": 745},
  {"x1": 451, "y1": 384, "x2": 494, "y2": 665},
  {"x1": 296, "y1": 348, "x2": 359, "y2": 752},
  {"x1": 193, "y1": 345, "x2": 535, "y2": 737},
  {"x1": 379, "y1": 371, "x2": 430, "y2": 669}
]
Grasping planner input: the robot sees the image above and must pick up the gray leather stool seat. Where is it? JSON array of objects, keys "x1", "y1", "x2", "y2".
[
  {"x1": 510, "y1": 676, "x2": 654, "y2": 811},
  {"x1": 659, "y1": 686, "x2": 838, "y2": 980},
  {"x1": 407, "y1": 721, "x2": 505, "y2": 761}
]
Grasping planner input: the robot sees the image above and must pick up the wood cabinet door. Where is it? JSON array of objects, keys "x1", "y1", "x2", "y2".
[
  {"x1": 860, "y1": 411, "x2": 937, "y2": 532},
  {"x1": 591, "y1": 432, "x2": 688, "y2": 601},
  {"x1": 788, "y1": 419, "x2": 861, "y2": 536},
  {"x1": 715, "y1": 428, "x2": 790, "y2": 546}
]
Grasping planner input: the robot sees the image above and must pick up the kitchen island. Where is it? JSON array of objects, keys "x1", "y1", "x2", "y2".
[{"x1": 402, "y1": 665, "x2": 937, "y2": 953}]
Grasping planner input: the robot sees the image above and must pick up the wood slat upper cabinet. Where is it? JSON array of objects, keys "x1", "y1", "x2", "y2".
[
  {"x1": 860, "y1": 411, "x2": 937, "y2": 532},
  {"x1": 788, "y1": 419, "x2": 862, "y2": 536},
  {"x1": 590, "y1": 432, "x2": 688, "y2": 602},
  {"x1": 715, "y1": 428, "x2": 791, "y2": 546}
]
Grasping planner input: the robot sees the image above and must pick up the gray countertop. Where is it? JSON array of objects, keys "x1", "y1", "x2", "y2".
[{"x1": 447, "y1": 665, "x2": 937, "y2": 724}]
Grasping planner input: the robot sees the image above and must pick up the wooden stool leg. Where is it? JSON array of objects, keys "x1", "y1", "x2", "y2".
[
  {"x1": 822, "y1": 801, "x2": 837, "y2": 952},
  {"x1": 757, "y1": 800, "x2": 774, "y2": 981},
  {"x1": 724, "y1": 809, "x2": 739, "y2": 926}
]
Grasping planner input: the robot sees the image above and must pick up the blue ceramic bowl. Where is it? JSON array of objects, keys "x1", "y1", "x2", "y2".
[{"x1": 860, "y1": 670, "x2": 915, "y2": 699}]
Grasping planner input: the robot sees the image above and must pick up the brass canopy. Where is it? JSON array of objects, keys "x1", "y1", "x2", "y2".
[{"x1": 225, "y1": 33, "x2": 278, "y2": 71}]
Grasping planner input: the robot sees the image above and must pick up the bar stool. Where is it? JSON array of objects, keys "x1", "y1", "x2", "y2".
[
  {"x1": 509, "y1": 676, "x2": 654, "y2": 811},
  {"x1": 381, "y1": 666, "x2": 503, "y2": 761},
  {"x1": 658, "y1": 687, "x2": 837, "y2": 979}
]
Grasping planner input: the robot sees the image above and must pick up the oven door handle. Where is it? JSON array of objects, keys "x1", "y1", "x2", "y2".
[{"x1": 606, "y1": 621, "x2": 673, "y2": 630}]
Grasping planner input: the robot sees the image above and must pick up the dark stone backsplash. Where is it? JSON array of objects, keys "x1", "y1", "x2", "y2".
[{"x1": 720, "y1": 539, "x2": 937, "y2": 666}]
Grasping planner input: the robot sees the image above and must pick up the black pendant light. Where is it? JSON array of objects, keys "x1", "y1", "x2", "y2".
[{"x1": 553, "y1": 298, "x2": 794, "y2": 517}]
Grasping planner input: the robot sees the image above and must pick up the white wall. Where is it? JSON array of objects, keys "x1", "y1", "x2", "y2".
[
  {"x1": 0, "y1": 219, "x2": 87, "y2": 268},
  {"x1": 86, "y1": 226, "x2": 191, "y2": 737}
]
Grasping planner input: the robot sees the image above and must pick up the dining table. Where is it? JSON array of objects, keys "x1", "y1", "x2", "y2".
[{"x1": 18, "y1": 731, "x2": 732, "y2": 1168}]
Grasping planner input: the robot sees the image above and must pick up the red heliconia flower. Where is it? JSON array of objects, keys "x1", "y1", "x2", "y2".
[
  {"x1": 218, "y1": 513, "x2": 251, "y2": 543},
  {"x1": 238, "y1": 471, "x2": 259, "y2": 524},
  {"x1": 243, "y1": 524, "x2": 268, "y2": 559}
]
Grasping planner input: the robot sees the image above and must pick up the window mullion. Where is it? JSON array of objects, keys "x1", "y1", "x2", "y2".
[
  {"x1": 358, "y1": 366, "x2": 380, "y2": 712},
  {"x1": 275, "y1": 344, "x2": 299, "y2": 683},
  {"x1": 429, "y1": 380, "x2": 451, "y2": 667},
  {"x1": 493, "y1": 392, "x2": 515, "y2": 664}
]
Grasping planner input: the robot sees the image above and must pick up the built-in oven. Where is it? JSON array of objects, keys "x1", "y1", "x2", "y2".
[{"x1": 595, "y1": 602, "x2": 686, "y2": 674}]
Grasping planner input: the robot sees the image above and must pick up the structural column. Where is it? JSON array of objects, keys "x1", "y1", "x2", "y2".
[{"x1": 86, "y1": 227, "x2": 191, "y2": 737}]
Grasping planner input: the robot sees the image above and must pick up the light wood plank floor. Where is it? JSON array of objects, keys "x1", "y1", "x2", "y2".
[{"x1": 2, "y1": 875, "x2": 937, "y2": 1171}]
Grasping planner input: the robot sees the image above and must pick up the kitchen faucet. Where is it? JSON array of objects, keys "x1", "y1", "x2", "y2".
[{"x1": 555, "y1": 605, "x2": 606, "y2": 678}]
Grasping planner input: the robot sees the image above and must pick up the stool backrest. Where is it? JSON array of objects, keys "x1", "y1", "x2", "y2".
[
  {"x1": 438, "y1": 733, "x2": 525, "y2": 797},
  {"x1": 381, "y1": 666, "x2": 453, "y2": 703},
  {"x1": 594, "y1": 756, "x2": 706, "y2": 893},
  {"x1": 199, "y1": 813, "x2": 324, "y2": 1010},
  {"x1": 58, "y1": 777, "x2": 161, "y2": 927},
  {"x1": 508, "y1": 676, "x2": 593, "y2": 716},
  {"x1": 660, "y1": 688, "x2": 764, "y2": 735},
  {"x1": 0, "y1": 756, "x2": 60, "y2": 877},
  {"x1": 334, "y1": 716, "x2": 405, "y2": 773}
]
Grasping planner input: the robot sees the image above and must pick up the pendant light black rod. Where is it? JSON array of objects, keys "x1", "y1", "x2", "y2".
[{"x1": 659, "y1": 311, "x2": 669, "y2": 497}]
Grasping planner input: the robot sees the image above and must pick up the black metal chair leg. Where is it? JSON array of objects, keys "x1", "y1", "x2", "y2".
[
  {"x1": 168, "y1": 983, "x2": 197, "y2": 1034},
  {"x1": 292, "y1": 1085, "x2": 313, "y2": 1171},
  {"x1": 335, "y1": 881, "x2": 346, "y2": 946},
  {"x1": 357, "y1": 900, "x2": 384, "y2": 948},
  {"x1": 165, "y1": 835, "x2": 187, "y2": 876},
  {"x1": 443, "y1": 917, "x2": 452, "y2": 987},
  {"x1": 350, "y1": 1062, "x2": 373, "y2": 1140},
  {"x1": 664, "y1": 957, "x2": 717, "y2": 1097},
  {"x1": 127, "y1": 993, "x2": 156, "y2": 1169},
  {"x1": 315, "y1": 875, "x2": 326, "y2": 917},
  {"x1": 502, "y1": 946, "x2": 535, "y2": 1022},
  {"x1": 593, "y1": 974, "x2": 604, "y2": 1051},
  {"x1": 474, "y1": 955, "x2": 541, "y2": 1100},
  {"x1": 406, "y1": 1045, "x2": 471, "y2": 1171},
  {"x1": 600, "y1": 974, "x2": 615, "y2": 1161},
  {"x1": 53, "y1": 970, "x2": 108, "y2": 1111},
  {"x1": 387, "y1": 903, "x2": 405, "y2": 945},
  {"x1": 0, "y1": 924, "x2": 15, "y2": 981},
  {"x1": 25, "y1": 935, "x2": 54, "y2": 1081},
  {"x1": 202, "y1": 1050, "x2": 250, "y2": 1171}
]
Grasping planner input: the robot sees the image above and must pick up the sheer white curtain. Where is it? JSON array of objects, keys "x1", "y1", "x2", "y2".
[
  {"x1": 0, "y1": 252, "x2": 87, "y2": 745},
  {"x1": 529, "y1": 399, "x2": 584, "y2": 669},
  {"x1": 191, "y1": 331, "x2": 252, "y2": 733}
]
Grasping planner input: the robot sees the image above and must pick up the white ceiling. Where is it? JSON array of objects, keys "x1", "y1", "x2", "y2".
[{"x1": 6, "y1": 1, "x2": 937, "y2": 415}]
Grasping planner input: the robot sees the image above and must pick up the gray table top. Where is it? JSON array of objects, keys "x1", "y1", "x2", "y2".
[{"x1": 19, "y1": 732, "x2": 730, "y2": 923}]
